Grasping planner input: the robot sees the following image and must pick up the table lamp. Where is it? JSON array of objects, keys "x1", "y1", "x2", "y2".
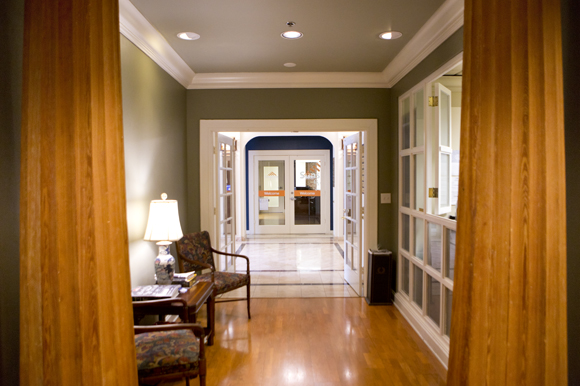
[{"x1": 144, "y1": 193, "x2": 183, "y2": 284}]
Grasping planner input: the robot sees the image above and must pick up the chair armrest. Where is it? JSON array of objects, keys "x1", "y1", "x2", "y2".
[
  {"x1": 134, "y1": 323, "x2": 206, "y2": 358},
  {"x1": 132, "y1": 298, "x2": 188, "y2": 308},
  {"x1": 178, "y1": 254, "x2": 215, "y2": 272},
  {"x1": 210, "y1": 248, "x2": 251, "y2": 274}
]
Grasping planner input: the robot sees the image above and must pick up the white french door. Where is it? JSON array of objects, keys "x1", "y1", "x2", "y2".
[
  {"x1": 215, "y1": 133, "x2": 236, "y2": 271},
  {"x1": 343, "y1": 133, "x2": 363, "y2": 295},
  {"x1": 432, "y1": 83, "x2": 453, "y2": 215},
  {"x1": 249, "y1": 150, "x2": 330, "y2": 235}
]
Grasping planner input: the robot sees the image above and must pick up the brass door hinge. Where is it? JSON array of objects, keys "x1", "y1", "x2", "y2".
[
  {"x1": 429, "y1": 188, "x2": 439, "y2": 198},
  {"x1": 429, "y1": 96, "x2": 439, "y2": 107}
]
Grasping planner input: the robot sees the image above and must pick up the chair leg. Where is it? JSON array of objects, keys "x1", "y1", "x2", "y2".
[
  {"x1": 185, "y1": 377, "x2": 190, "y2": 386},
  {"x1": 200, "y1": 374, "x2": 206, "y2": 386},
  {"x1": 246, "y1": 283, "x2": 251, "y2": 319}
]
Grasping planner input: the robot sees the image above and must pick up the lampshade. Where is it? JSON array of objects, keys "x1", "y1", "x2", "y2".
[{"x1": 143, "y1": 193, "x2": 183, "y2": 242}]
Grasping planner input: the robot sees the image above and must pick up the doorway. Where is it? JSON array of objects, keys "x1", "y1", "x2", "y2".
[
  {"x1": 199, "y1": 119, "x2": 378, "y2": 298},
  {"x1": 249, "y1": 150, "x2": 331, "y2": 234}
]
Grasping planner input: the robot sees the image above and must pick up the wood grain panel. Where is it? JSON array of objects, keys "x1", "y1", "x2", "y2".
[
  {"x1": 447, "y1": 0, "x2": 567, "y2": 385},
  {"x1": 19, "y1": 0, "x2": 137, "y2": 385}
]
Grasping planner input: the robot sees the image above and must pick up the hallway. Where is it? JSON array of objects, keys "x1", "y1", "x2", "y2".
[
  {"x1": 221, "y1": 236, "x2": 359, "y2": 299},
  {"x1": 162, "y1": 298, "x2": 448, "y2": 386}
]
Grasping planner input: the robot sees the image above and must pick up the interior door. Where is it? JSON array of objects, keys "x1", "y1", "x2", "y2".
[
  {"x1": 251, "y1": 150, "x2": 330, "y2": 235},
  {"x1": 215, "y1": 133, "x2": 236, "y2": 271},
  {"x1": 433, "y1": 83, "x2": 453, "y2": 215},
  {"x1": 343, "y1": 133, "x2": 363, "y2": 295},
  {"x1": 289, "y1": 156, "x2": 327, "y2": 234}
]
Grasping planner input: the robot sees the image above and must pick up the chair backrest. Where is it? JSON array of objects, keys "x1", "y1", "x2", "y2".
[{"x1": 175, "y1": 231, "x2": 216, "y2": 272}]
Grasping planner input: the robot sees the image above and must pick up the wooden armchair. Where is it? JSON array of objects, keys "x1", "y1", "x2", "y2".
[
  {"x1": 134, "y1": 323, "x2": 206, "y2": 386},
  {"x1": 176, "y1": 231, "x2": 251, "y2": 319}
]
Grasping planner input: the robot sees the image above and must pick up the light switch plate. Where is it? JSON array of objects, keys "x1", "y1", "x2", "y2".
[{"x1": 381, "y1": 193, "x2": 391, "y2": 204}]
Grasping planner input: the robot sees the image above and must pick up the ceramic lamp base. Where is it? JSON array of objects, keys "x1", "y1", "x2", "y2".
[{"x1": 154, "y1": 242, "x2": 175, "y2": 284}]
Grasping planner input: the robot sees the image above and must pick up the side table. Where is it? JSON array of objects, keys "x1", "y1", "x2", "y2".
[{"x1": 132, "y1": 281, "x2": 215, "y2": 346}]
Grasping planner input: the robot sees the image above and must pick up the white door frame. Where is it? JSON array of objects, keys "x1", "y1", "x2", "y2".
[
  {"x1": 199, "y1": 119, "x2": 377, "y2": 297},
  {"x1": 248, "y1": 150, "x2": 331, "y2": 235}
]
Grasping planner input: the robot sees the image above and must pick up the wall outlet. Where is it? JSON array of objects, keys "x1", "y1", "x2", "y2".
[{"x1": 381, "y1": 193, "x2": 391, "y2": 204}]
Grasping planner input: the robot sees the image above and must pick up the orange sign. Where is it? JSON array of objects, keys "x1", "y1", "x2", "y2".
[
  {"x1": 259, "y1": 190, "x2": 285, "y2": 197},
  {"x1": 295, "y1": 190, "x2": 321, "y2": 197}
]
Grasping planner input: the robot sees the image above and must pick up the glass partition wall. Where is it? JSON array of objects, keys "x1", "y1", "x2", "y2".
[{"x1": 397, "y1": 66, "x2": 461, "y2": 361}]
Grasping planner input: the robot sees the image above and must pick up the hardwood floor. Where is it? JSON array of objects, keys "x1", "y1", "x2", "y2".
[{"x1": 162, "y1": 298, "x2": 447, "y2": 386}]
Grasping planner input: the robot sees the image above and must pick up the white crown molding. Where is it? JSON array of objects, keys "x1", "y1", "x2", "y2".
[
  {"x1": 188, "y1": 72, "x2": 389, "y2": 89},
  {"x1": 382, "y1": 0, "x2": 464, "y2": 88},
  {"x1": 117, "y1": 0, "x2": 463, "y2": 89},
  {"x1": 118, "y1": 0, "x2": 194, "y2": 88}
]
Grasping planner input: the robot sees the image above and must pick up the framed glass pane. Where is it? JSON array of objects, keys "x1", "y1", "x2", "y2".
[
  {"x1": 415, "y1": 153, "x2": 425, "y2": 211},
  {"x1": 440, "y1": 153, "x2": 450, "y2": 207},
  {"x1": 440, "y1": 91, "x2": 451, "y2": 147},
  {"x1": 428, "y1": 223, "x2": 442, "y2": 272},
  {"x1": 346, "y1": 144, "x2": 352, "y2": 167},
  {"x1": 402, "y1": 214, "x2": 410, "y2": 252},
  {"x1": 219, "y1": 143, "x2": 225, "y2": 168},
  {"x1": 445, "y1": 288, "x2": 453, "y2": 337},
  {"x1": 402, "y1": 156, "x2": 410, "y2": 208},
  {"x1": 351, "y1": 143, "x2": 358, "y2": 167},
  {"x1": 353, "y1": 246, "x2": 359, "y2": 272},
  {"x1": 222, "y1": 170, "x2": 232, "y2": 195},
  {"x1": 414, "y1": 89, "x2": 425, "y2": 147},
  {"x1": 413, "y1": 265, "x2": 423, "y2": 308},
  {"x1": 402, "y1": 97, "x2": 410, "y2": 149},
  {"x1": 226, "y1": 219, "x2": 233, "y2": 245},
  {"x1": 402, "y1": 258, "x2": 410, "y2": 295},
  {"x1": 225, "y1": 143, "x2": 232, "y2": 168},
  {"x1": 258, "y1": 160, "x2": 285, "y2": 225},
  {"x1": 445, "y1": 229, "x2": 456, "y2": 280},
  {"x1": 346, "y1": 170, "x2": 356, "y2": 193},
  {"x1": 219, "y1": 221, "x2": 226, "y2": 247},
  {"x1": 346, "y1": 219, "x2": 353, "y2": 245},
  {"x1": 414, "y1": 217, "x2": 424, "y2": 260},
  {"x1": 426, "y1": 275, "x2": 441, "y2": 327}
]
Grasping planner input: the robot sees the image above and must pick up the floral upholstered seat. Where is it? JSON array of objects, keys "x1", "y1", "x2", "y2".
[
  {"x1": 134, "y1": 324, "x2": 206, "y2": 386},
  {"x1": 196, "y1": 271, "x2": 249, "y2": 295},
  {"x1": 176, "y1": 231, "x2": 251, "y2": 319}
]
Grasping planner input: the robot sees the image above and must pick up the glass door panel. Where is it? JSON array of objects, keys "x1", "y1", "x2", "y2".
[
  {"x1": 258, "y1": 160, "x2": 286, "y2": 227},
  {"x1": 293, "y1": 159, "x2": 321, "y2": 225}
]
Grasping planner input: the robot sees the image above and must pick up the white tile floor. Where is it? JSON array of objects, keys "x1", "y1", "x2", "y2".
[{"x1": 219, "y1": 236, "x2": 359, "y2": 299}]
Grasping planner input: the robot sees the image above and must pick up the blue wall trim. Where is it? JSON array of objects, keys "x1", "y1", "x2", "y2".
[{"x1": 245, "y1": 136, "x2": 334, "y2": 231}]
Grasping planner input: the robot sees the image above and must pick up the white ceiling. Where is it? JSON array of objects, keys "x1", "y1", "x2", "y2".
[{"x1": 119, "y1": 0, "x2": 464, "y2": 88}]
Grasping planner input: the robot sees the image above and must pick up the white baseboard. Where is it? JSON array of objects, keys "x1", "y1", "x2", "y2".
[{"x1": 394, "y1": 292, "x2": 449, "y2": 369}]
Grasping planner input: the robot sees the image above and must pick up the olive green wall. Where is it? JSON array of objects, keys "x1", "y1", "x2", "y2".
[
  {"x1": 562, "y1": 0, "x2": 580, "y2": 383},
  {"x1": 0, "y1": 0, "x2": 23, "y2": 384},
  {"x1": 186, "y1": 88, "x2": 395, "y2": 249},
  {"x1": 121, "y1": 37, "x2": 188, "y2": 287}
]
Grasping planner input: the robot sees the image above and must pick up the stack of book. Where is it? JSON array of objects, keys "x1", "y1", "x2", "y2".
[
  {"x1": 172, "y1": 271, "x2": 198, "y2": 287},
  {"x1": 131, "y1": 284, "x2": 181, "y2": 300}
]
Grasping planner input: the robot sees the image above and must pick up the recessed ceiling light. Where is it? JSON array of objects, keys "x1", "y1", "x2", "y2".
[
  {"x1": 281, "y1": 31, "x2": 303, "y2": 39},
  {"x1": 177, "y1": 32, "x2": 200, "y2": 41},
  {"x1": 284, "y1": 63, "x2": 297, "y2": 67},
  {"x1": 379, "y1": 31, "x2": 402, "y2": 40}
]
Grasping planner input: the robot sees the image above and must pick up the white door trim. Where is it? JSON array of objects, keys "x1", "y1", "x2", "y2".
[{"x1": 199, "y1": 119, "x2": 377, "y2": 297}]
